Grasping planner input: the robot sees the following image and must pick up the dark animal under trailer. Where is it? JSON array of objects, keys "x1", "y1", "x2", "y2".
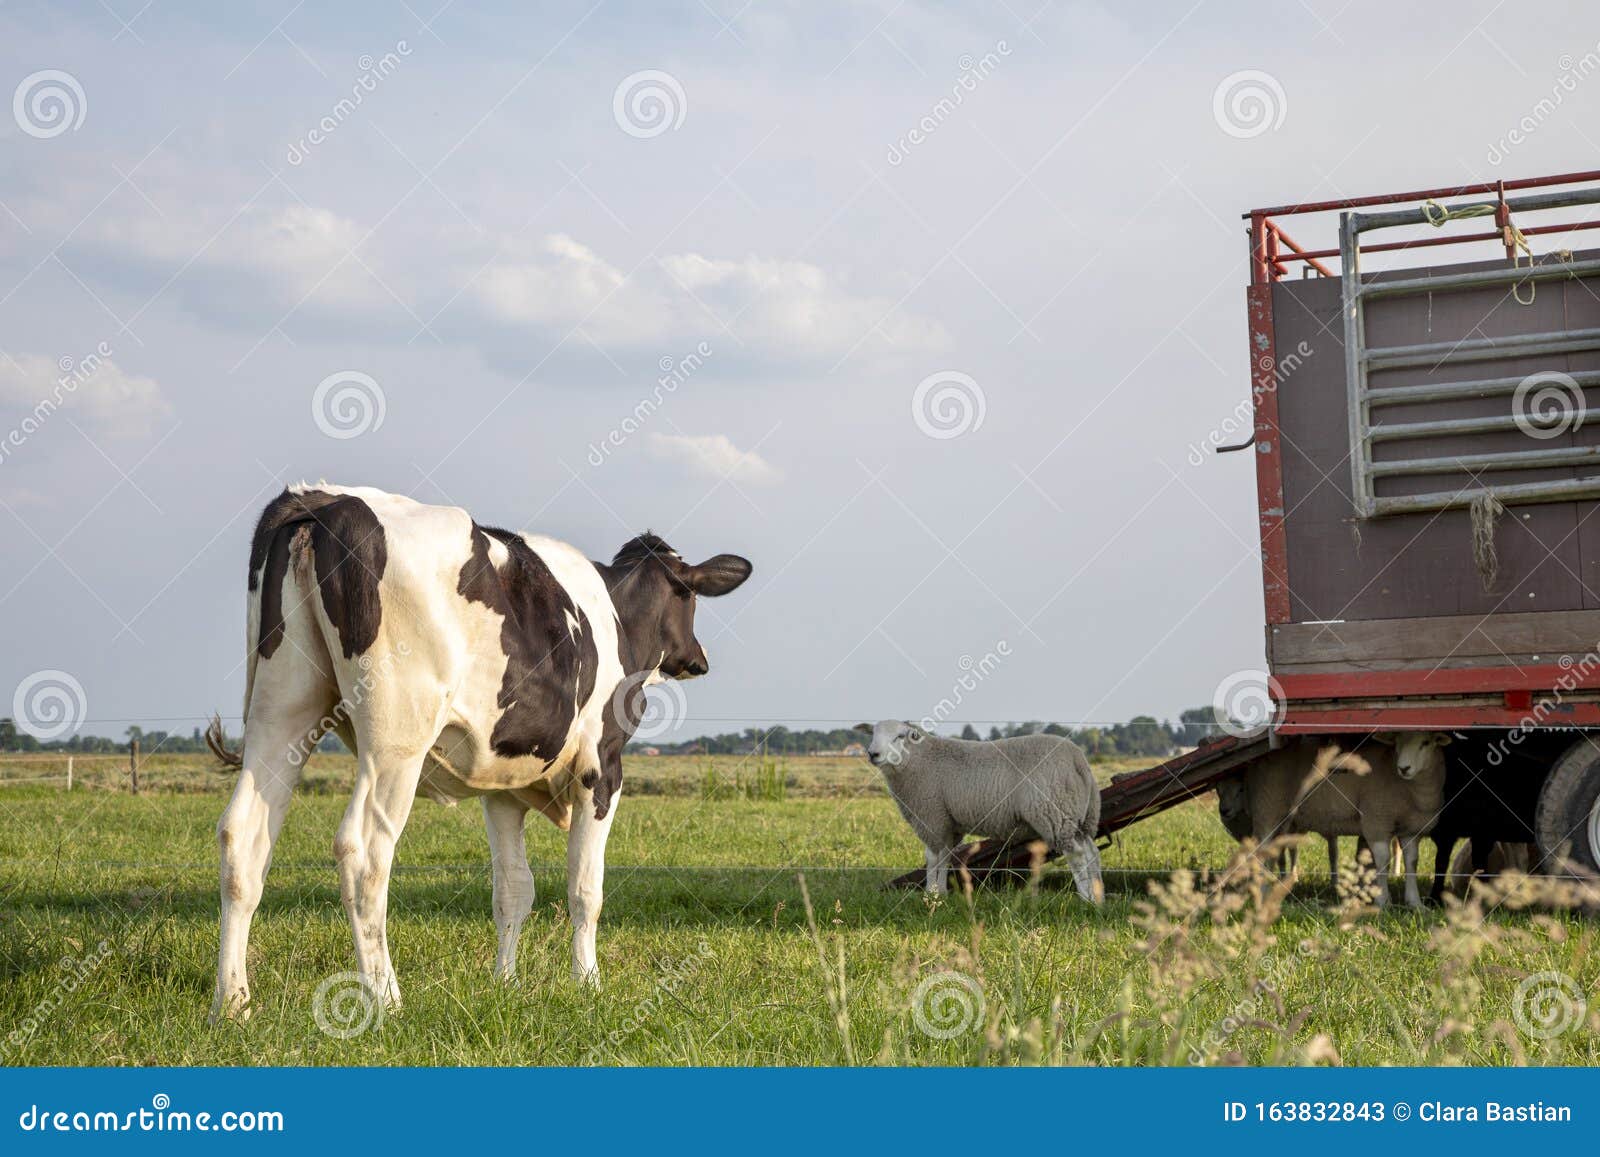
[{"x1": 895, "y1": 169, "x2": 1600, "y2": 891}]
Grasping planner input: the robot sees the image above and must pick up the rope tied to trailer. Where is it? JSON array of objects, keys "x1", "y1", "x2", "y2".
[
  {"x1": 1470, "y1": 490, "x2": 1506, "y2": 593},
  {"x1": 1420, "y1": 198, "x2": 1537, "y2": 304}
]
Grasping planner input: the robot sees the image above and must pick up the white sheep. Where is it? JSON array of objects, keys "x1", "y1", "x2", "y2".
[
  {"x1": 858, "y1": 721, "x2": 1102, "y2": 902},
  {"x1": 1234, "y1": 732, "x2": 1450, "y2": 908},
  {"x1": 1218, "y1": 777, "x2": 1344, "y2": 885}
]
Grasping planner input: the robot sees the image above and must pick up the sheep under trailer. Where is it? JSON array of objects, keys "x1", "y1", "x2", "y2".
[{"x1": 896, "y1": 169, "x2": 1600, "y2": 891}]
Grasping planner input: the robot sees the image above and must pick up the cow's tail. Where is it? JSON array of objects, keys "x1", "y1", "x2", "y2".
[{"x1": 206, "y1": 713, "x2": 243, "y2": 768}]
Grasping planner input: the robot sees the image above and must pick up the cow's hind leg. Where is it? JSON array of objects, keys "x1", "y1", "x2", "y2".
[
  {"x1": 213, "y1": 696, "x2": 330, "y2": 1021},
  {"x1": 335, "y1": 745, "x2": 428, "y2": 1009},
  {"x1": 483, "y1": 792, "x2": 534, "y2": 981}
]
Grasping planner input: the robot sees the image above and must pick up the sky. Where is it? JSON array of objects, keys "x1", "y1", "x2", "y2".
[{"x1": 3, "y1": 0, "x2": 1600, "y2": 745}]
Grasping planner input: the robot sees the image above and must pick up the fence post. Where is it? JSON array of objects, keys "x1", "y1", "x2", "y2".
[
  {"x1": 65, "y1": 755, "x2": 72, "y2": 792},
  {"x1": 129, "y1": 739, "x2": 140, "y2": 795}
]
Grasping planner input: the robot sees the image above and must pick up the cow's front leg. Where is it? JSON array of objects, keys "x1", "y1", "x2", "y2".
[
  {"x1": 335, "y1": 746, "x2": 426, "y2": 1009},
  {"x1": 483, "y1": 792, "x2": 534, "y2": 981},
  {"x1": 567, "y1": 785, "x2": 618, "y2": 987}
]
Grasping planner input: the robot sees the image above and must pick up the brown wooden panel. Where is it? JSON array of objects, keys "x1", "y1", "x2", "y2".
[
  {"x1": 1271, "y1": 248, "x2": 1600, "y2": 625},
  {"x1": 1268, "y1": 608, "x2": 1600, "y2": 669}
]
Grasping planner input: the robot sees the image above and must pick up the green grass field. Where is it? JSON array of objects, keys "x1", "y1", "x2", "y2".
[{"x1": 1, "y1": 753, "x2": 1595, "y2": 1066}]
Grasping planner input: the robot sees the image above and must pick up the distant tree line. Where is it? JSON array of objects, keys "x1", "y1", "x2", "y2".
[
  {"x1": 631, "y1": 707, "x2": 1221, "y2": 758},
  {"x1": 0, "y1": 719, "x2": 343, "y2": 755}
]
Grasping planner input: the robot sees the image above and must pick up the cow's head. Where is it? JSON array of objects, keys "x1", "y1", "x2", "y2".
[{"x1": 605, "y1": 533, "x2": 752, "y2": 679}]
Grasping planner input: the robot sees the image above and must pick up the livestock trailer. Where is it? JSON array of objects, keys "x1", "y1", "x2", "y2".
[{"x1": 902, "y1": 169, "x2": 1600, "y2": 888}]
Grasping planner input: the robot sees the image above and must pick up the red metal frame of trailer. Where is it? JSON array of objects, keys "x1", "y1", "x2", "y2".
[{"x1": 1245, "y1": 170, "x2": 1600, "y2": 732}]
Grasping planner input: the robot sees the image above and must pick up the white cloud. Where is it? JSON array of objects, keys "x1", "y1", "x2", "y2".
[
  {"x1": 658, "y1": 250, "x2": 948, "y2": 355},
  {"x1": 646, "y1": 432, "x2": 782, "y2": 485},
  {"x1": 471, "y1": 233, "x2": 671, "y2": 346},
  {"x1": 473, "y1": 237, "x2": 947, "y2": 358},
  {"x1": 0, "y1": 352, "x2": 169, "y2": 437}
]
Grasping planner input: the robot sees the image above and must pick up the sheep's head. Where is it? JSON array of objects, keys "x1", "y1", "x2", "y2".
[
  {"x1": 854, "y1": 720, "x2": 925, "y2": 769},
  {"x1": 1381, "y1": 731, "x2": 1451, "y2": 780},
  {"x1": 1216, "y1": 778, "x2": 1248, "y2": 822}
]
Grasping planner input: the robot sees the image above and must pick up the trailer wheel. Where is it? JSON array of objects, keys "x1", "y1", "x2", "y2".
[{"x1": 1534, "y1": 737, "x2": 1600, "y2": 874}]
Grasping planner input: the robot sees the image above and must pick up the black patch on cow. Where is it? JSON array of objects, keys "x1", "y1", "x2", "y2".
[
  {"x1": 307, "y1": 497, "x2": 387, "y2": 659},
  {"x1": 250, "y1": 488, "x2": 386, "y2": 660},
  {"x1": 457, "y1": 525, "x2": 601, "y2": 783}
]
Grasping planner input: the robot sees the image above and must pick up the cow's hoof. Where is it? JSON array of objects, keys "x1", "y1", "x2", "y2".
[{"x1": 209, "y1": 996, "x2": 252, "y2": 1024}]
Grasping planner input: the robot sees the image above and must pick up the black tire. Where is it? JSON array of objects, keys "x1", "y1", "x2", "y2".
[{"x1": 1534, "y1": 737, "x2": 1600, "y2": 875}]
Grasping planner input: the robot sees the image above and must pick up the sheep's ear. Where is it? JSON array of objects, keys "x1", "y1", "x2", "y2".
[
  {"x1": 1434, "y1": 733, "x2": 1453, "y2": 746},
  {"x1": 1369, "y1": 733, "x2": 1396, "y2": 747},
  {"x1": 904, "y1": 722, "x2": 925, "y2": 741},
  {"x1": 853, "y1": 722, "x2": 873, "y2": 735}
]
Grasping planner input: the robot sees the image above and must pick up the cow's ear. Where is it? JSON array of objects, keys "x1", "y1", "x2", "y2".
[
  {"x1": 686, "y1": 554, "x2": 752, "y2": 596},
  {"x1": 853, "y1": 722, "x2": 873, "y2": 735}
]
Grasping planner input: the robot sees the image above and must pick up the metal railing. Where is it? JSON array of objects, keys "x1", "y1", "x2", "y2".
[{"x1": 1340, "y1": 185, "x2": 1600, "y2": 517}]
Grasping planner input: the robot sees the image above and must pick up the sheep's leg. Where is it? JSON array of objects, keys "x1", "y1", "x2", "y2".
[
  {"x1": 1400, "y1": 836, "x2": 1422, "y2": 908},
  {"x1": 923, "y1": 842, "x2": 955, "y2": 895},
  {"x1": 1325, "y1": 834, "x2": 1339, "y2": 891},
  {"x1": 1066, "y1": 838, "x2": 1104, "y2": 905},
  {"x1": 1366, "y1": 830, "x2": 1392, "y2": 909}
]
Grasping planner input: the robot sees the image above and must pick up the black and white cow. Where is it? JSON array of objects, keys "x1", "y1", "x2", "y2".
[{"x1": 212, "y1": 483, "x2": 751, "y2": 1019}]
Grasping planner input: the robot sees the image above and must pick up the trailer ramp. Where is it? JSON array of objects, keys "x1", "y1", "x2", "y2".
[{"x1": 886, "y1": 733, "x2": 1271, "y2": 889}]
